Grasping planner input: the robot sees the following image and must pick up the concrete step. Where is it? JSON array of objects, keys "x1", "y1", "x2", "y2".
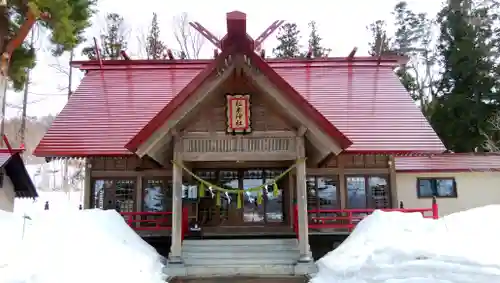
[
  {"x1": 184, "y1": 264, "x2": 296, "y2": 277},
  {"x1": 183, "y1": 250, "x2": 299, "y2": 259},
  {"x1": 182, "y1": 238, "x2": 298, "y2": 247},
  {"x1": 184, "y1": 257, "x2": 296, "y2": 266}
]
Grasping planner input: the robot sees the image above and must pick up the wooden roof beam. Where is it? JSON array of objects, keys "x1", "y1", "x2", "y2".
[
  {"x1": 347, "y1": 47, "x2": 357, "y2": 59},
  {"x1": 189, "y1": 21, "x2": 221, "y2": 50},
  {"x1": 254, "y1": 20, "x2": 284, "y2": 51}
]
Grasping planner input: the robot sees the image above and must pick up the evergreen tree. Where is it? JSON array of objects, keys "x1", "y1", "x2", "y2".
[
  {"x1": 146, "y1": 13, "x2": 167, "y2": 59},
  {"x1": 82, "y1": 13, "x2": 129, "y2": 60},
  {"x1": 431, "y1": 0, "x2": 500, "y2": 152},
  {"x1": 306, "y1": 21, "x2": 330, "y2": 57},
  {"x1": 273, "y1": 22, "x2": 301, "y2": 58},
  {"x1": 1, "y1": 0, "x2": 96, "y2": 91}
]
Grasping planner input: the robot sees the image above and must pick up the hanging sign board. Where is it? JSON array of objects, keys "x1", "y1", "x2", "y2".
[{"x1": 226, "y1": 94, "x2": 251, "y2": 134}]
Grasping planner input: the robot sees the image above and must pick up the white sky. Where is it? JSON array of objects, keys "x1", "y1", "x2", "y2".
[{"x1": 5, "y1": 0, "x2": 444, "y2": 119}]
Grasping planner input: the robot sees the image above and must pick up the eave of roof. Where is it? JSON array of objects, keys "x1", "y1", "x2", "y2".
[{"x1": 395, "y1": 153, "x2": 500, "y2": 173}]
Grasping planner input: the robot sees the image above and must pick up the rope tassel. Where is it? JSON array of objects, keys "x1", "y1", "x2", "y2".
[
  {"x1": 199, "y1": 182, "x2": 205, "y2": 197},
  {"x1": 237, "y1": 191, "x2": 242, "y2": 209},
  {"x1": 216, "y1": 191, "x2": 221, "y2": 207},
  {"x1": 273, "y1": 182, "x2": 279, "y2": 197}
]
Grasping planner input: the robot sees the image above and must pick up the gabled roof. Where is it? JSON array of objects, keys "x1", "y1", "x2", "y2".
[
  {"x1": 395, "y1": 154, "x2": 500, "y2": 173},
  {"x1": 34, "y1": 12, "x2": 445, "y2": 158},
  {"x1": 126, "y1": 39, "x2": 352, "y2": 152},
  {"x1": 0, "y1": 149, "x2": 37, "y2": 198},
  {"x1": 34, "y1": 57, "x2": 445, "y2": 157}
]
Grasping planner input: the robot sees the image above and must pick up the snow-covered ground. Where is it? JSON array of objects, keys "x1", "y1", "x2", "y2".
[
  {"x1": 0, "y1": 209, "x2": 166, "y2": 283},
  {"x1": 311, "y1": 206, "x2": 500, "y2": 283}
]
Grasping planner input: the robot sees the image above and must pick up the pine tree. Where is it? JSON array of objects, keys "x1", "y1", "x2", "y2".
[
  {"x1": 306, "y1": 21, "x2": 330, "y2": 58},
  {"x1": 146, "y1": 13, "x2": 167, "y2": 59},
  {"x1": 1, "y1": 0, "x2": 96, "y2": 91},
  {"x1": 273, "y1": 22, "x2": 301, "y2": 58},
  {"x1": 82, "y1": 13, "x2": 129, "y2": 60}
]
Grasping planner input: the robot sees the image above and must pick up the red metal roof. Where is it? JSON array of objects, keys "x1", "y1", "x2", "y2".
[
  {"x1": 35, "y1": 64, "x2": 204, "y2": 156},
  {"x1": 0, "y1": 148, "x2": 24, "y2": 165},
  {"x1": 34, "y1": 58, "x2": 446, "y2": 157},
  {"x1": 395, "y1": 154, "x2": 500, "y2": 172}
]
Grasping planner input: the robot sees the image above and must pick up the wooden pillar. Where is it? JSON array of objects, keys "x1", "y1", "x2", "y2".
[
  {"x1": 296, "y1": 136, "x2": 312, "y2": 262},
  {"x1": 388, "y1": 155, "x2": 398, "y2": 208},
  {"x1": 288, "y1": 173, "x2": 294, "y2": 228},
  {"x1": 338, "y1": 155, "x2": 346, "y2": 209},
  {"x1": 135, "y1": 175, "x2": 143, "y2": 211},
  {"x1": 83, "y1": 159, "x2": 91, "y2": 209},
  {"x1": 169, "y1": 136, "x2": 184, "y2": 263}
]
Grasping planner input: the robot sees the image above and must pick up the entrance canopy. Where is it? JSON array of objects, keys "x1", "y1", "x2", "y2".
[{"x1": 126, "y1": 11, "x2": 352, "y2": 165}]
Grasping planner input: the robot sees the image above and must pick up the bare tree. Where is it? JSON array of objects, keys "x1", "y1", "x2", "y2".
[
  {"x1": 172, "y1": 12, "x2": 205, "y2": 59},
  {"x1": 484, "y1": 112, "x2": 500, "y2": 152}
]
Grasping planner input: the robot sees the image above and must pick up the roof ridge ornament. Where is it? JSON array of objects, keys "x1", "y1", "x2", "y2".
[{"x1": 189, "y1": 11, "x2": 283, "y2": 55}]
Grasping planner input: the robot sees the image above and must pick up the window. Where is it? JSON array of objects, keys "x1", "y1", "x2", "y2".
[
  {"x1": 417, "y1": 178, "x2": 457, "y2": 198},
  {"x1": 346, "y1": 175, "x2": 390, "y2": 209},
  {"x1": 306, "y1": 176, "x2": 338, "y2": 215}
]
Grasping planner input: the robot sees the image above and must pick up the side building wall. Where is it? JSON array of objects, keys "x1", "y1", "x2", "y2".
[
  {"x1": 396, "y1": 171, "x2": 500, "y2": 216},
  {"x1": 0, "y1": 169, "x2": 16, "y2": 212}
]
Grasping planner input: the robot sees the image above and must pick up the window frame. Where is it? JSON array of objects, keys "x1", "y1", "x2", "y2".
[
  {"x1": 416, "y1": 177, "x2": 458, "y2": 198},
  {"x1": 142, "y1": 177, "x2": 172, "y2": 212},
  {"x1": 345, "y1": 175, "x2": 391, "y2": 209},
  {"x1": 89, "y1": 177, "x2": 137, "y2": 210},
  {"x1": 306, "y1": 175, "x2": 340, "y2": 213}
]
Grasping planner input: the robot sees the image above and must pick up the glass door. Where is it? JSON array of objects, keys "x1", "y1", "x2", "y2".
[
  {"x1": 219, "y1": 170, "x2": 239, "y2": 225},
  {"x1": 242, "y1": 170, "x2": 265, "y2": 223}
]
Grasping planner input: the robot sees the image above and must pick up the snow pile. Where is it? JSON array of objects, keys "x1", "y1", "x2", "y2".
[
  {"x1": 311, "y1": 206, "x2": 500, "y2": 283},
  {"x1": 0, "y1": 210, "x2": 25, "y2": 271},
  {"x1": 0, "y1": 209, "x2": 166, "y2": 283}
]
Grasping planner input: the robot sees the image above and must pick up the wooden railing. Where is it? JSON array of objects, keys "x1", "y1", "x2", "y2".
[
  {"x1": 121, "y1": 207, "x2": 189, "y2": 240},
  {"x1": 181, "y1": 133, "x2": 297, "y2": 161},
  {"x1": 293, "y1": 198, "x2": 439, "y2": 238}
]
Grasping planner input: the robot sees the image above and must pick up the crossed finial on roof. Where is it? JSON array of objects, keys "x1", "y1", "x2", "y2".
[{"x1": 188, "y1": 12, "x2": 284, "y2": 53}]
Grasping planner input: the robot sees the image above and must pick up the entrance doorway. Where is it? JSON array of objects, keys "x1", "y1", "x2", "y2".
[{"x1": 195, "y1": 169, "x2": 287, "y2": 227}]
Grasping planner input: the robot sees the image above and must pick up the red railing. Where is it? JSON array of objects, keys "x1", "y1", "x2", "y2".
[
  {"x1": 293, "y1": 198, "x2": 439, "y2": 239},
  {"x1": 121, "y1": 206, "x2": 190, "y2": 240}
]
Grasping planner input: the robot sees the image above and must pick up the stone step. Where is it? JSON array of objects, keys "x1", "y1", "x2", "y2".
[
  {"x1": 182, "y1": 238, "x2": 298, "y2": 247},
  {"x1": 184, "y1": 264, "x2": 296, "y2": 277},
  {"x1": 184, "y1": 257, "x2": 296, "y2": 266},
  {"x1": 183, "y1": 250, "x2": 299, "y2": 259}
]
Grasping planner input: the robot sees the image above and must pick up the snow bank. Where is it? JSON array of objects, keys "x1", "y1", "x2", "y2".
[
  {"x1": 311, "y1": 206, "x2": 500, "y2": 283},
  {"x1": 0, "y1": 209, "x2": 166, "y2": 283}
]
